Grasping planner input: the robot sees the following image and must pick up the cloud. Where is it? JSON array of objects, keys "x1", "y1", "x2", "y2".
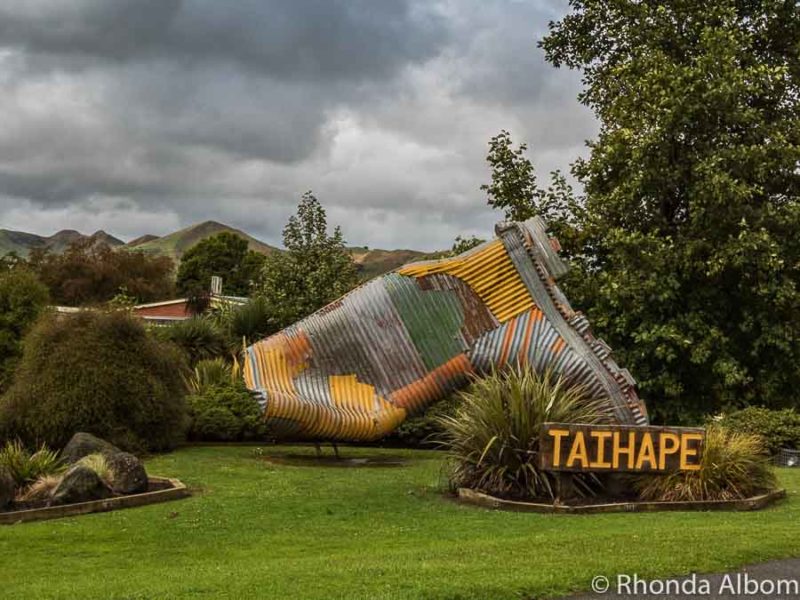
[{"x1": 0, "y1": 0, "x2": 595, "y2": 251}]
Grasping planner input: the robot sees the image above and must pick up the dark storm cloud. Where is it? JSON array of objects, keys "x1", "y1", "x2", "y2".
[
  {"x1": 0, "y1": 0, "x2": 444, "y2": 82},
  {"x1": 0, "y1": 0, "x2": 595, "y2": 250}
]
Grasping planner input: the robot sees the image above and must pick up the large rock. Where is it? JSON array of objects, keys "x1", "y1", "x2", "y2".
[
  {"x1": 0, "y1": 467, "x2": 14, "y2": 509},
  {"x1": 62, "y1": 432, "x2": 148, "y2": 495},
  {"x1": 51, "y1": 464, "x2": 112, "y2": 505},
  {"x1": 106, "y1": 452, "x2": 148, "y2": 494},
  {"x1": 61, "y1": 432, "x2": 121, "y2": 464}
]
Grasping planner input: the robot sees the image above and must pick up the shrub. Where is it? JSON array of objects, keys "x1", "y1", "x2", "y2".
[
  {"x1": 435, "y1": 367, "x2": 607, "y2": 501},
  {"x1": 155, "y1": 317, "x2": 228, "y2": 366},
  {"x1": 187, "y1": 382, "x2": 265, "y2": 442},
  {"x1": 0, "y1": 268, "x2": 49, "y2": 391},
  {"x1": 28, "y1": 239, "x2": 175, "y2": 306},
  {"x1": 387, "y1": 394, "x2": 460, "y2": 448},
  {"x1": 0, "y1": 310, "x2": 189, "y2": 453},
  {"x1": 0, "y1": 440, "x2": 63, "y2": 487},
  {"x1": 715, "y1": 407, "x2": 800, "y2": 455},
  {"x1": 634, "y1": 426, "x2": 778, "y2": 502},
  {"x1": 187, "y1": 358, "x2": 234, "y2": 393}
]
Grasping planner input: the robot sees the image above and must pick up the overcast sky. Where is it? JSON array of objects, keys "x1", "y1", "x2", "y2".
[{"x1": 0, "y1": 0, "x2": 595, "y2": 251}]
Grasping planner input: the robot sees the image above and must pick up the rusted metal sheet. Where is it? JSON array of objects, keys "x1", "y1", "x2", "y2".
[
  {"x1": 539, "y1": 423, "x2": 705, "y2": 473},
  {"x1": 244, "y1": 217, "x2": 649, "y2": 441}
]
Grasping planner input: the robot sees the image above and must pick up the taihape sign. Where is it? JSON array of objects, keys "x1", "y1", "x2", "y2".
[{"x1": 539, "y1": 423, "x2": 705, "y2": 473}]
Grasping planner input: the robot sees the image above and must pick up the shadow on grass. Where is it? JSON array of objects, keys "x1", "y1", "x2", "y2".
[{"x1": 258, "y1": 450, "x2": 409, "y2": 468}]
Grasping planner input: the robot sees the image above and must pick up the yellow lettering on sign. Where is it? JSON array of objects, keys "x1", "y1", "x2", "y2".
[
  {"x1": 566, "y1": 431, "x2": 589, "y2": 468},
  {"x1": 635, "y1": 432, "x2": 657, "y2": 470},
  {"x1": 589, "y1": 430, "x2": 612, "y2": 468},
  {"x1": 658, "y1": 432, "x2": 681, "y2": 470},
  {"x1": 547, "y1": 429, "x2": 570, "y2": 468},
  {"x1": 612, "y1": 431, "x2": 636, "y2": 469},
  {"x1": 680, "y1": 432, "x2": 703, "y2": 471}
]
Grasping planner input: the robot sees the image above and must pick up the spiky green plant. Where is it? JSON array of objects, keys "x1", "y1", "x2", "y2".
[
  {"x1": 634, "y1": 425, "x2": 778, "y2": 502},
  {"x1": 0, "y1": 439, "x2": 64, "y2": 487},
  {"x1": 225, "y1": 297, "x2": 273, "y2": 346},
  {"x1": 156, "y1": 317, "x2": 228, "y2": 366},
  {"x1": 434, "y1": 367, "x2": 607, "y2": 501},
  {"x1": 186, "y1": 358, "x2": 235, "y2": 393}
]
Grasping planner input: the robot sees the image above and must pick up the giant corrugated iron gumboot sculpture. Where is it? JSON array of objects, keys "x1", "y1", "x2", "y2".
[{"x1": 243, "y1": 218, "x2": 647, "y2": 441}]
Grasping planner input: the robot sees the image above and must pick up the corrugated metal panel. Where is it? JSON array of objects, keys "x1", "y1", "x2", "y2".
[{"x1": 244, "y1": 217, "x2": 648, "y2": 441}]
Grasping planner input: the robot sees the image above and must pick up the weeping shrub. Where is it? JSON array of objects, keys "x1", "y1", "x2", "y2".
[
  {"x1": 17, "y1": 474, "x2": 61, "y2": 503},
  {"x1": 634, "y1": 426, "x2": 778, "y2": 502},
  {"x1": 0, "y1": 311, "x2": 189, "y2": 452},
  {"x1": 435, "y1": 367, "x2": 607, "y2": 501}
]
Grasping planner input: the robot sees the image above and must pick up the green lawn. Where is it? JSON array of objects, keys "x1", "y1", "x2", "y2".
[{"x1": 2, "y1": 445, "x2": 800, "y2": 600}]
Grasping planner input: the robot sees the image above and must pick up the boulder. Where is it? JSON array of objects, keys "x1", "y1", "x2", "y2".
[
  {"x1": 62, "y1": 432, "x2": 148, "y2": 494},
  {"x1": 62, "y1": 432, "x2": 121, "y2": 464},
  {"x1": 51, "y1": 464, "x2": 112, "y2": 505},
  {"x1": 0, "y1": 467, "x2": 14, "y2": 509},
  {"x1": 106, "y1": 452, "x2": 148, "y2": 494}
]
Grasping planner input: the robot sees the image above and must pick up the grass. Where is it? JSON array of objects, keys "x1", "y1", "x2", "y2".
[{"x1": 1, "y1": 445, "x2": 799, "y2": 600}]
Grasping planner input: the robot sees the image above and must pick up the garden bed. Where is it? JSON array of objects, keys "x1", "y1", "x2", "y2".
[
  {"x1": 456, "y1": 487, "x2": 787, "y2": 514},
  {"x1": 0, "y1": 476, "x2": 189, "y2": 525}
]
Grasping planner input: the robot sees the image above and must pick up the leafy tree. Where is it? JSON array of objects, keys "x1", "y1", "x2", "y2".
[
  {"x1": 481, "y1": 130, "x2": 579, "y2": 228},
  {"x1": 450, "y1": 235, "x2": 485, "y2": 256},
  {"x1": 176, "y1": 232, "x2": 265, "y2": 298},
  {"x1": 541, "y1": 0, "x2": 800, "y2": 422},
  {"x1": 28, "y1": 239, "x2": 175, "y2": 306},
  {"x1": 257, "y1": 192, "x2": 358, "y2": 330},
  {"x1": 0, "y1": 269, "x2": 49, "y2": 391}
]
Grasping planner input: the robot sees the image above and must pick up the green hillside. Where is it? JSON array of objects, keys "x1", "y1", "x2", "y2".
[
  {"x1": 0, "y1": 229, "x2": 123, "y2": 257},
  {"x1": 124, "y1": 221, "x2": 279, "y2": 261}
]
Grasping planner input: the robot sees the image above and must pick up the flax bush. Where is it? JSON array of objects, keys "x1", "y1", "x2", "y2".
[{"x1": 435, "y1": 367, "x2": 607, "y2": 501}]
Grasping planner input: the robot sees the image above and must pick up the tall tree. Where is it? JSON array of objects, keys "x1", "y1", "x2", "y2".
[
  {"x1": 541, "y1": 1, "x2": 800, "y2": 422},
  {"x1": 176, "y1": 232, "x2": 265, "y2": 298},
  {"x1": 29, "y1": 240, "x2": 175, "y2": 307},
  {"x1": 257, "y1": 192, "x2": 358, "y2": 330},
  {"x1": 481, "y1": 130, "x2": 580, "y2": 247}
]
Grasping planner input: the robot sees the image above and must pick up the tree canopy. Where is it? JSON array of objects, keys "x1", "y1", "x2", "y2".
[
  {"x1": 176, "y1": 232, "x2": 265, "y2": 298},
  {"x1": 481, "y1": 129, "x2": 578, "y2": 230},
  {"x1": 538, "y1": 0, "x2": 800, "y2": 422},
  {"x1": 27, "y1": 240, "x2": 175, "y2": 307},
  {"x1": 256, "y1": 192, "x2": 358, "y2": 330}
]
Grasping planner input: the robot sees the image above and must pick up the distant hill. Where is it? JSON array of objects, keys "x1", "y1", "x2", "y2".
[
  {"x1": 0, "y1": 221, "x2": 434, "y2": 279},
  {"x1": 127, "y1": 221, "x2": 279, "y2": 261},
  {"x1": 348, "y1": 247, "x2": 436, "y2": 279},
  {"x1": 0, "y1": 228, "x2": 123, "y2": 257},
  {"x1": 126, "y1": 234, "x2": 160, "y2": 248}
]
